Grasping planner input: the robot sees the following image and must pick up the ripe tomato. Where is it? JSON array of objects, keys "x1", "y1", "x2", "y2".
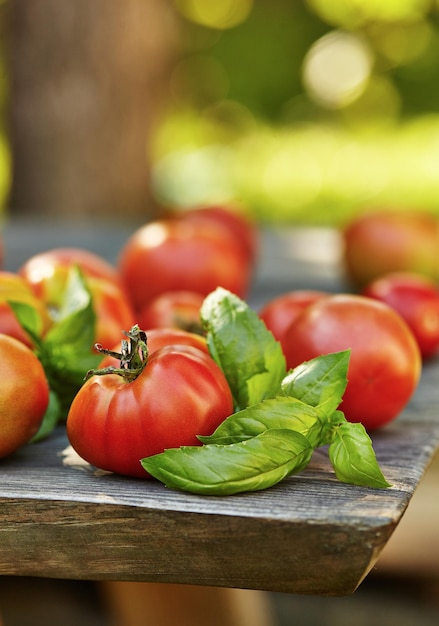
[
  {"x1": 283, "y1": 294, "x2": 421, "y2": 430},
  {"x1": 0, "y1": 334, "x2": 49, "y2": 458},
  {"x1": 258, "y1": 290, "x2": 328, "y2": 348},
  {"x1": 19, "y1": 247, "x2": 121, "y2": 297},
  {"x1": 137, "y1": 290, "x2": 205, "y2": 334},
  {"x1": 98, "y1": 327, "x2": 209, "y2": 369},
  {"x1": 178, "y1": 204, "x2": 259, "y2": 266},
  {"x1": 86, "y1": 277, "x2": 136, "y2": 349},
  {"x1": 19, "y1": 248, "x2": 135, "y2": 349},
  {"x1": 362, "y1": 272, "x2": 439, "y2": 360},
  {"x1": 67, "y1": 328, "x2": 233, "y2": 478},
  {"x1": 0, "y1": 271, "x2": 52, "y2": 348},
  {"x1": 118, "y1": 218, "x2": 252, "y2": 313},
  {"x1": 342, "y1": 209, "x2": 439, "y2": 287}
]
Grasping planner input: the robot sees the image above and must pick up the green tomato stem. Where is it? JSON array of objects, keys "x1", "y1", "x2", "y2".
[{"x1": 85, "y1": 324, "x2": 148, "y2": 382}]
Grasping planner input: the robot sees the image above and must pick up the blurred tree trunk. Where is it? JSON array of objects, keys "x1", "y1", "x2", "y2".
[{"x1": 7, "y1": 0, "x2": 178, "y2": 222}]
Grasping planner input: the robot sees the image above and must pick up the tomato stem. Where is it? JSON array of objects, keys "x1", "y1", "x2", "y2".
[{"x1": 85, "y1": 324, "x2": 148, "y2": 382}]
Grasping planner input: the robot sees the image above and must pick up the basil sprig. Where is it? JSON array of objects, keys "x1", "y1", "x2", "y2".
[
  {"x1": 9, "y1": 266, "x2": 101, "y2": 435},
  {"x1": 142, "y1": 288, "x2": 390, "y2": 495}
]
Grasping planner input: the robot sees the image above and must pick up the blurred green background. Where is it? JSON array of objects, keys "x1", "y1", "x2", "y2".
[{"x1": 3, "y1": 0, "x2": 439, "y2": 226}]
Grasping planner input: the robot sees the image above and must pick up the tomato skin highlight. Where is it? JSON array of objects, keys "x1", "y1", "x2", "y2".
[
  {"x1": 118, "y1": 218, "x2": 252, "y2": 313},
  {"x1": 362, "y1": 272, "x2": 439, "y2": 360},
  {"x1": 19, "y1": 247, "x2": 121, "y2": 295},
  {"x1": 0, "y1": 334, "x2": 49, "y2": 458},
  {"x1": 66, "y1": 345, "x2": 234, "y2": 478},
  {"x1": 283, "y1": 294, "x2": 422, "y2": 430},
  {"x1": 178, "y1": 204, "x2": 259, "y2": 266}
]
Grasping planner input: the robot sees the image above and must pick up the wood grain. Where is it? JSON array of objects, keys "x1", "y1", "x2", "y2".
[{"x1": 0, "y1": 222, "x2": 438, "y2": 595}]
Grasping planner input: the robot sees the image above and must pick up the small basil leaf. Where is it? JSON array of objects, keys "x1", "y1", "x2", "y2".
[
  {"x1": 39, "y1": 266, "x2": 101, "y2": 412},
  {"x1": 201, "y1": 288, "x2": 286, "y2": 411},
  {"x1": 198, "y1": 396, "x2": 324, "y2": 448},
  {"x1": 281, "y1": 350, "x2": 350, "y2": 417},
  {"x1": 328, "y1": 421, "x2": 391, "y2": 489},
  {"x1": 142, "y1": 429, "x2": 314, "y2": 496},
  {"x1": 30, "y1": 390, "x2": 61, "y2": 443},
  {"x1": 8, "y1": 300, "x2": 44, "y2": 348}
]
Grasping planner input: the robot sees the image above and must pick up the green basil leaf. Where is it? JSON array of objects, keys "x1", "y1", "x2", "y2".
[
  {"x1": 201, "y1": 287, "x2": 286, "y2": 410},
  {"x1": 328, "y1": 421, "x2": 391, "y2": 489},
  {"x1": 198, "y1": 396, "x2": 325, "y2": 448},
  {"x1": 7, "y1": 300, "x2": 44, "y2": 348},
  {"x1": 281, "y1": 350, "x2": 350, "y2": 417},
  {"x1": 38, "y1": 267, "x2": 101, "y2": 412},
  {"x1": 141, "y1": 429, "x2": 314, "y2": 496},
  {"x1": 30, "y1": 390, "x2": 61, "y2": 443}
]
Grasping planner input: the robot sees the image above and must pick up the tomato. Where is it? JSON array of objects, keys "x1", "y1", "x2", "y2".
[
  {"x1": 0, "y1": 334, "x2": 49, "y2": 458},
  {"x1": 283, "y1": 294, "x2": 421, "y2": 430},
  {"x1": 137, "y1": 290, "x2": 205, "y2": 334},
  {"x1": 86, "y1": 277, "x2": 136, "y2": 349},
  {"x1": 0, "y1": 271, "x2": 52, "y2": 348},
  {"x1": 178, "y1": 204, "x2": 259, "y2": 266},
  {"x1": 118, "y1": 218, "x2": 252, "y2": 313},
  {"x1": 67, "y1": 327, "x2": 233, "y2": 478},
  {"x1": 362, "y1": 272, "x2": 439, "y2": 360},
  {"x1": 98, "y1": 327, "x2": 209, "y2": 369},
  {"x1": 258, "y1": 290, "x2": 328, "y2": 348},
  {"x1": 19, "y1": 249, "x2": 135, "y2": 349},
  {"x1": 19, "y1": 247, "x2": 121, "y2": 299},
  {"x1": 342, "y1": 209, "x2": 439, "y2": 287}
]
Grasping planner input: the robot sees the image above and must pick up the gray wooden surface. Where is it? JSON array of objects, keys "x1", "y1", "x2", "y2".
[{"x1": 0, "y1": 217, "x2": 438, "y2": 595}]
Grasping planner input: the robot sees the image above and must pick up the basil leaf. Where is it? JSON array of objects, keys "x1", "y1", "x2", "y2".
[
  {"x1": 328, "y1": 421, "x2": 391, "y2": 489},
  {"x1": 38, "y1": 267, "x2": 101, "y2": 412},
  {"x1": 141, "y1": 429, "x2": 314, "y2": 496},
  {"x1": 198, "y1": 396, "x2": 325, "y2": 448},
  {"x1": 281, "y1": 350, "x2": 350, "y2": 417},
  {"x1": 8, "y1": 300, "x2": 44, "y2": 348},
  {"x1": 30, "y1": 390, "x2": 61, "y2": 443},
  {"x1": 201, "y1": 287, "x2": 286, "y2": 410}
]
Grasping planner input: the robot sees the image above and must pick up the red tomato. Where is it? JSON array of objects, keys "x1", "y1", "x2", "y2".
[
  {"x1": 0, "y1": 334, "x2": 49, "y2": 458},
  {"x1": 98, "y1": 327, "x2": 209, "y2": 369},
  {"x1": 343, "y1": 209, "x2": 439, "y2": 287},
  {"x1": 258, "y1": 290, "x2": 328, "y2": 348},
  {"x1": 67, "y1": 337, "x2": 233, "y2": 478},
  {"x1": 138, "y1": 290, "x2": 205, "y2": 334},
  {"x1": 88, "y1": 277, "x2": 136, "y2": 349},
  {"x1": 0, "y1": 271, "x2": 52, "y2": 348},
  {"x1": 19, "y1": 249, "x2": 135, "y2": 349},
  {"x1": 179, "y1": 204, "x2": 259, "y2": 266},
  {"x1": 362, "y1": 272, "x2": 439, "y2": 360},
  {"x1": 19, "y1": 247, "x2": 121, "y2": 299},
  {"x1": 118, "y1": 218, "x2": 252, "y2": 313},
  {"x1": 283, "y1": 294, "x2": 421, "y2": 430}
]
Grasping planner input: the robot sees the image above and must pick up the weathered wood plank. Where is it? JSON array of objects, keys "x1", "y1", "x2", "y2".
[
  {"x1": 0, "y1": 220, "x2": 438, "y2": 595},
  {"x1": 0, "y1": 402, "x2": 438, "y2": 594}
]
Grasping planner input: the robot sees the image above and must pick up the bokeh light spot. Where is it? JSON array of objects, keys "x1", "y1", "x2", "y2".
[
  {"x1": 174, "y1": 0, "x2": 254, "y2": 30},
  {"x1": 302, "y1": 31, "x2": 373, "y2": 109}
]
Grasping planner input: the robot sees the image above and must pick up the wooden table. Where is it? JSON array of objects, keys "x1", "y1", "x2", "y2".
[{"x1": 1, "y1": 218, "x2": 438, "y2": 596}]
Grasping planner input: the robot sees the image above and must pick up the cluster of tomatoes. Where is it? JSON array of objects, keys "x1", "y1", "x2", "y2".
[
  {"x1": 0, "y1": 203, "x2": 438, "y2": 479},
  {"x1": 260, "y1": 209, "x2": 439, "y2": 432},
  {"x1": 0, "y1": 205, "x2": 258, "y2": 470}
]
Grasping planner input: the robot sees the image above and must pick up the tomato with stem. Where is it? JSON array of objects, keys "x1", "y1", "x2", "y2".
[{"x1": 67, "y1": 325, "x2": 234, "y2": 478}]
